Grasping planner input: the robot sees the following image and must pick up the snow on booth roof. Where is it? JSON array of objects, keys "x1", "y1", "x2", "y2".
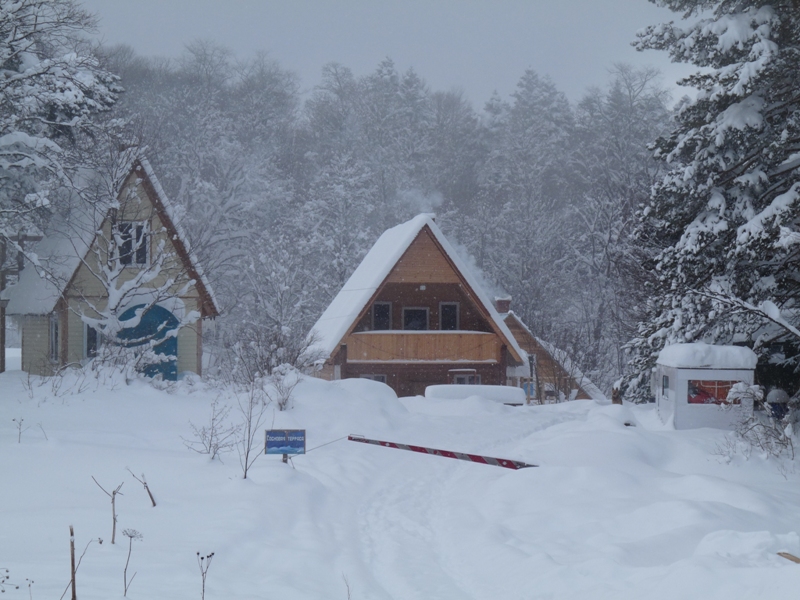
[
  {"x1": 656, "y1": 342, "x2": 757, "y2": 370},
  {"x1": 305, "y1": 213, "x2": 525, "y2": 361}
]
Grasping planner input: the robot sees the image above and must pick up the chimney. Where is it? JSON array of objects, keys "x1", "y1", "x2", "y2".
[{"x1": 495, "y1": 296, "x2": 511, "y2": 314}]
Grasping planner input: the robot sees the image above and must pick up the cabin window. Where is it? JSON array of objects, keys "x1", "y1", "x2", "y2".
[
  {"x1": 454, "y1": 374, "x2": 480, "y2": 385},
  {"x1": 49, "y1": 313, "x2": 59, "y2": 362},
  {"x1": 372, "y1": 302, "x2": 391, "y2": 330},
  {"x1": 84, "y1": 324, "x2": 98, "y2": 359},
  {"x1": 403, "y1": 307, "x2": 429, "y2": 330},
  {"x1": 359, "y1": 374, "x2": 387, "y2": 384},
  {"x1": 662, "y1": 375, "x2": 669, "y2": 395},
  {"x1": 440, "y1": 302, "x2": 459, "y2": 330},
  {"x1": 118, "y1": 221, "x2": 149, "y2": 266}
]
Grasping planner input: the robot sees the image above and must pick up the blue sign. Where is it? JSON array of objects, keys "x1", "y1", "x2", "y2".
[{"x1": 265, "y1": 430, "x2": 306, "y2": 455}]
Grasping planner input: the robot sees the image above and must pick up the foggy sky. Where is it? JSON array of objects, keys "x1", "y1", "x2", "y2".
[{"x1": 80, "y1": 0, "x2": 695, "y2": 105}]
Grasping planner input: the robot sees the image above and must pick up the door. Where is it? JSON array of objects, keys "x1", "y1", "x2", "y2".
[{"x1": 118, "y1": 304, "x2": 180, "y2": 380}]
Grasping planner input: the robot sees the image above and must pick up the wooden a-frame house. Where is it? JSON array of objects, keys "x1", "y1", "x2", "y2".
[
  {"x1": 306, "y1": 214, "x2": 527, "y2": 396},
  {"x1": 2, "y1": 157, "x2": 219, "y2": 379}
]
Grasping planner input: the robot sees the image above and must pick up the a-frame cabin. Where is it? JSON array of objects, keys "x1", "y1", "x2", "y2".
[
  {"x1": 306, "y1": 214, "x2": 527, "y2": 397},
  {"x1": 3, "y1": 157, "x2": 219, "y2": 378}
]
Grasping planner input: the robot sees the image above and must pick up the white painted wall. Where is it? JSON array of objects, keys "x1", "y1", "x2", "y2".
[{"x1": 656, "y1": 365, "x2": 754, "y2": 430}]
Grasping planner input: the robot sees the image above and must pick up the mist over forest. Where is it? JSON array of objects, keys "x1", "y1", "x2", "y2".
[
  {"x1": 3, "y1": 0, "x2": 799, "y2": 399},
  {"x1": 88, "y1": 38, "x2": 671, "y2": 393}
]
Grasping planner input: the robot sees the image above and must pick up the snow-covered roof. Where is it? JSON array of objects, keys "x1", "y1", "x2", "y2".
[
  {"x1": 657, "y1": 343, "x2": 757, "y2": 370},
  {"x1": 500, "y1": 311, "x2": 606, "y2": 402},
  {"x1": 3, "y1": 155, "x2": 219, "y2": 317},
  {"x1": 136, "y1": 157, "x2": 219, "y2": 317},
  {"x1": 306, "y1": 214, "x2": 525, "y2": 362},
  {"x1": 5, "y1": 195, "x2": 105, "y2": 316},
  {"x1": 533, "y1": 331, "x2": 606, "y2": 402}
]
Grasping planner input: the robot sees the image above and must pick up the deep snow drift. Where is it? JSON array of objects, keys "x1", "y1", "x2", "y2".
[{"x1": 2, "y1": 366, "x2": 800, "y2": 599}]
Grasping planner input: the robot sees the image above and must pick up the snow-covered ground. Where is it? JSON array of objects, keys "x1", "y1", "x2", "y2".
[{"x1": 2, "y1": 364, "x2": 800, "y2": 599}]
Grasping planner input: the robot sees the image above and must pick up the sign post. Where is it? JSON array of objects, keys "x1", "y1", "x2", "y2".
[{"x1": 265, "y1": 430, "x2": 306, "y2": 463}]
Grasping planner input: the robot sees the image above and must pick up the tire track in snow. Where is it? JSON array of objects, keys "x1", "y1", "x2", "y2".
[{"x1": 358, "y1": 459, "x2": 479, "y2": 600}]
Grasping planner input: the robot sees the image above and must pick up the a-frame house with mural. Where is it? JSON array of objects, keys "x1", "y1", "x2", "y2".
[
  {"x1": 306, "y1": 214, "x2": 528, "y2": 397},
  {"x1": 3, "y1": 156, "x2": 219, "y2": 379}
]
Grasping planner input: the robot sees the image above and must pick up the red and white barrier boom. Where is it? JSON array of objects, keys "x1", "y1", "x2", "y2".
[{"x1": 347, "y1": 435, "x2": 536, "y2": 470}]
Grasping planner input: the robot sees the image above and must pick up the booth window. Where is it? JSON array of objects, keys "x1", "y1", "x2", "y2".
[
  {"x1": 662, "y1": 375, "x2": 669, "y2": 395},
  {"x1": 688, "y1": 380, "x2": 738, "y2": 405}
]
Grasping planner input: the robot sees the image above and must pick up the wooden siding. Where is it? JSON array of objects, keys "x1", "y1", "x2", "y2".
[
  {"x1": 177, "y1": 297, "x2": 200, "y2": 375},
  {"x1": 504, "y1": 313, "x2": 593, "y2": 401},
  {"x1": 346, "y1": 331, "x2": 500, "y2": 362},
  {"x1": 386, "y1": 229, "x2": 460, "y2": 284},
  {"x1": 353, "y1": 283, "x2": 493, "y2": 334},
  {"x1": 21, "y1": 315, "x2": 51, "y2": 376}
]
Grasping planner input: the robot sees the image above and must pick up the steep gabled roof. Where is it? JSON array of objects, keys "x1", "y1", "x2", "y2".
[
  {"x1": 307, "y1": 214, "x2": 525, "y2": 363},
  {"x1": 4, "y1": 155, "x2": 219, "y2": 318},
  {"x1": 135, "y1": 157, "x2": 219, "y2": 318},
  {"x1": 4, "y1": 193, "x2": 104, "y2": 316},
  {"x1": 502, "y1": 311, "x2": 606, "y2": 402}
]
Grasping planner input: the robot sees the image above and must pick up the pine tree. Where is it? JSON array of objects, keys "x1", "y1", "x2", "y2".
[
  {"x1": 478, "y1": 70, "x2": 574, "y2": 333},
  {"x1": 625, "y1": 0, "x2": 800, "y2": 399}
]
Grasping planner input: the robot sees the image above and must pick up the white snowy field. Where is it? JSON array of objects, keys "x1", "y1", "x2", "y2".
[{"x1": 2, "y1": 367, "x2": 800, "y2": 600}]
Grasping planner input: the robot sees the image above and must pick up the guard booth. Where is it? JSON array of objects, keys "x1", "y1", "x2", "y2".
[{"x1": 654, "y1": 343, "x2": 757, "y2": 430}]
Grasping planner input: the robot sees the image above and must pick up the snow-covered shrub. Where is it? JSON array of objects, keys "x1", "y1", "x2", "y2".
[
  {"x1": 218, "y1": 318, "x2": 324, "y2": 386},
  {"x1": 264, "y1": 364, "x2": 301, "y2": 411},
  {"x1": 235, "y1": 384, "x2": 270, "y2": 479},
  {"x1": 723, "y1": 384, "x2": 797, "y2": 461},
  {"x1": 182, "y1": 398, "x2": 239, "y2": 461}
]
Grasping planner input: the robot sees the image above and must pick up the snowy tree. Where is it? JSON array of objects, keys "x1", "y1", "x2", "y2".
[
  {"x1": 299, "y1": 151, "x2": 378, "y2": 304},
  {"x1": 625, "y1": 0, "x2": 800, "y2": 399},
  {"x1": 475, "y1": 70, "x2": 575, "y2": 335},
  {"x1": 102, "y1": 43, "x2": 303, "y2": 370},
  {"x1": 0, "y1": 0, "x2": 118, "y2": 262},
  {"x1": 569, "y1": 65, "x2": 672, "y2": 389}
]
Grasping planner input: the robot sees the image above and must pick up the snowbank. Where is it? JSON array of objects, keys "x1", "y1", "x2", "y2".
[
  {"x1": 2, "y1": 368, "x2": 800, "y2": 599},
  {"x1": 425, "y1": 383, "x2": 526, "y2": 404}
]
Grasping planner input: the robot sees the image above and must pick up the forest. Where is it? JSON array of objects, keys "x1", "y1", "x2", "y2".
[
  {"x1": 99, "y1": 43, "x2": 673, "y2": 395},
  {"x1": 2, "y1": 0, "x2": 799, "y2": 399}
]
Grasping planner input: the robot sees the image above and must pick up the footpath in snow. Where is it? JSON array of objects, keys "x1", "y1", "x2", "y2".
[{"x1": 2, "y1": 366, "x2": 800, "y2": 599}]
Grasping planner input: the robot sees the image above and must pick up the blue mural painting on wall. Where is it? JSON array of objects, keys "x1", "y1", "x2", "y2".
[{"x1": 118, "y1": 304, "x2": 179, "y2": 380}]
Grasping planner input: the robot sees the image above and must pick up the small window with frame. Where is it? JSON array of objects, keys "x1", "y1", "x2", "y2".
[
  {"x1": 403, "y1": 307, "x2": 429, "y2": 330},
  {"x1": 440, "y1": 302, "x2": 459, "y2": 330},
  {"x1": 454, "y1": 374, "x2": 481, "y2": 385},
  {"x1": 49, "y1": 313, "x2": 59, "y2": 363},
  {"x1": 84, "y1": 324, "x2": 99, "y2": 359},
  {"x1": 372, "y1": 302, "x2": 391, "y2": 330},
  {"x1": 662, "y1": 375, "x2": 669, "y2": 395},
  {"x1": 117, "y1": 221, "x2": 149, "y2": 266}
]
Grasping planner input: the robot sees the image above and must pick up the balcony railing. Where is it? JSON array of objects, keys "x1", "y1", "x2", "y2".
[{"x1": 346, "y1": 331, "x2": 500, "y2": 362}]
